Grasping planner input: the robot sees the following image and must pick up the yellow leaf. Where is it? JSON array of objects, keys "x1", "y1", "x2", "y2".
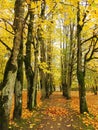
[
  {"x1": 29, "y1": 124, "x2": 35, "y2": 128},
  {"x1": 57, "y1": 123, "x2": 61, "y2": 126},
  {"x1": 66, "y1": 124, "x2": 71, "y2": 127},
  {"x1": 9, "y1": 126, "x2": 12, "y2": 129},
  {"x1": 50, "y1": 126, "x2": 53, "y2": 128},
  {"x1": 79, "y1": 21, "x2": 83, "y2": 26}
]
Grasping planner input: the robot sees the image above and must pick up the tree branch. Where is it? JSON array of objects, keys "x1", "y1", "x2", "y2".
[
  {"x1": 0, "y1": 39, "x2": 12, "y2": 52},
  {"x1": 81, "y1": 35, "x2": 96, "y2": 45},
  {"x1": 0, "y1": 26, "x2": 14, "y2": 35},
  {"x1": 86, "y1": 67, "x2": 97, "y2": 72},
  {"x1": 86, "y1": 38, "x2": 98, "y2": 62},
  {"x1": 84, "y1": 39, "x2": 93, "y2": 62},
  {"x1": 45, "y1": 3, "x2": 57, "y2": 19},
  {"x1": 24, "y1": 11, "x2": 30, "y2": 27},
  {"x1": 0, "y1": 18, "x2": 14, "y2": 35},
  {"x1": 0, "y1": 18, "x2": 14, "y2": 29}
]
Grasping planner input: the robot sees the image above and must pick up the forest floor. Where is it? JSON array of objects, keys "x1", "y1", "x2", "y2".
[{"x1": 9, "y1": 91, "x2": 98, "y2": 130}]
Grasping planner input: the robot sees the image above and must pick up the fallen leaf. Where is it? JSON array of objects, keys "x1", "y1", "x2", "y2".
[
  {"x1": 50, "y1": 126, "x2": 53, "y2": 128},
  {"x1": 57, "y1": 123, "x2": 61, "y2": 126},
  {"x1": 66, "y1": 124, "x2": 71, "y2": 127}
]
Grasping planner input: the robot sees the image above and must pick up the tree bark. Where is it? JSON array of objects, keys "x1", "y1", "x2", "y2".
[
  {"x1": 32, "y1": 37, "x2": 39, "y2": 107},
  {"x1": 0, "y1": 0, "x2": 24, "y2": 129},
  {"x1": 40, "y1": 0, "x2": 47, "y2": 100},
  {"x1": 24, "y1": 5, "x2": 34, "y2": 110},
  {"x1": 13, "y1": 39, "x2": 23, "y2": 119},
  {"x1": 40, "y1": 40, "x2": 47, "y2": 100},
  {"x1": 66, "y1": 24, "x2": 75, "y2": 99},
  {"x1": 46, "y1": 41, "x2": 52, "y2": 97},
  {"x1": 77, "y1": 2, "x2": 88, "y2": 113}
]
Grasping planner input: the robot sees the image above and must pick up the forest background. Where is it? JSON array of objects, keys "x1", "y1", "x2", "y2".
[{"x1": 0, "y1": 0, "x2": 98, "y2": 130}]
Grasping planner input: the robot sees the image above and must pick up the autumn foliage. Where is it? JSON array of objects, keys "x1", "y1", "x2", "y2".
[
  {"x1": 10, "y1": 90, "x2": 42, "y2": 120},
  {"x1": 71, "y1": 92, "x2": 98, "y2": 129},
  {"x1": 0, "y1": 0, "x2": 98, "y2": 130},
  {"x1": 9, "y1": 91, "x2": 98, "y2": 130},
  {"x1": 45, "y1": 106, "x2": 68, "y2": 117}
]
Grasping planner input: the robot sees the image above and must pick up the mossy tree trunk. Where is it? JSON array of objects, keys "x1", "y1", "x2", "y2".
[
  {"x1": 46, "y1": 23, "x2": 53, "y2": 97},
  {"x1": 39, "y1": 0, "x2": 47, "y2": 100},
  {"x1": 46, "y1": 41, "x2": 52, "y2": 97},
  {"x1": 0, "y1": 0, "x2": 24, "y2": 129},
  {"x1": 13, "y1": 38, "x2": 23, "y2": 119},
  {"x1": 66, "y1": 23, "x2": 75, "y2": 99},
  {"x1": 77, "y1": 2, "x2": 88, "y2": 114},
  {"x1": 61, "y1": 25, "x2": 68, "y2": 97},
  {"x1": 40, "y1": 43, "x2": 47, "y2": 100},
  {"x1": 24, "y1": 4, "x2": 34, "y2": 111},
  {"x1": 32, "y1": 33, "x2": 39, "y2": 107}
]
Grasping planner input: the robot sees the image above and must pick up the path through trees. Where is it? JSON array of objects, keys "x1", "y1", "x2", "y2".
[
  {"x1": 0, "y1": 0, "x2": 98, "y2": 130},
  {"x1": 9, "y1": 91, "x2": 97, "y2": 130}
]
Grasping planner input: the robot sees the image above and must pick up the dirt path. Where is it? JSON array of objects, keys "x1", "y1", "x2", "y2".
[
  {"x1": 10, "y1": 92, "x2": 95, "y2": 130},
  {"x1": 33, "y1": 92, "x2": 88, "y2": 130}
]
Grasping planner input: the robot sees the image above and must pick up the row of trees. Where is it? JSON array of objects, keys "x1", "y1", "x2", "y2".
[
  {"x1": 59, "y1": 0, "x2": 98, "y2": 114},
  {"x1": 0, "y1": 0, "x2": 98, "y2": 130}
]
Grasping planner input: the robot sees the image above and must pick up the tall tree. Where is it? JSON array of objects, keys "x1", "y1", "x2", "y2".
[
  {"x1": 31, "y1": 27, "x2": 40, "y2": 107},
  {"x1": 60, "y1": 24, "x2": 68, "y2": 97},
  {"x1": 39, "y1": 0, "x2": 47, "y2": 100},
  {"x1": 66, "y1": 23, "x2": 75, "y2": 99},
  {"x1": 13, "y1": 38, "x2": 23, "y2": 119},
  {"x1": 0, "y1": 0, "x2": 25, "y2": 129},
  {"x1": 76, "y1": 2, "x2": 88, "y2": 113},
  {"x1": 24, "y1": 3, "x2": 34, "y2": 110},
  {"x1": 46, "y1": 30, "x2": 53, "y2": 96}
]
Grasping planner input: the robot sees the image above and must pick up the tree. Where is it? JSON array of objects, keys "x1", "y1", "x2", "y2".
[
  {"x1": 13, "y1": 38, "x2": 23, "y2": 119},
  {"x1": 24, "y1": 3, "x2": 34, "y2": 110},
  {"x1": 76, "y1": 0, "x2": 98, "y2": 113},
  {"x1": 39, "y1": 0, "x2": 47, "y2": 100},
  {"x1": 66, "y1": 23, "x2": 76, "y2": 99},
  {"x1": 0, "y1": 0, "x2": 25, "y2": 129},
  {"x1": 46, "y1": 30, "x2": 53, "y2": 95},
  {"x1": 60, "y1": 15, "x2": 76, "y2": 99},
  {"x1": 76, "y1": 2, "x2": 89, "y2": 113}
]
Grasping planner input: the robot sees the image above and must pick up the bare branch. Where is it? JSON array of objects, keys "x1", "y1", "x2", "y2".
[
  {"x1": 0, "y1": 39, "x2": 12, "y2": 52},
  {"x1": 86, "y1": 38, "x2": 98, "y2": 62},
  {"x1": 94, "y1": 47, "x2": 98, "y2": 52},
  {"x1": 86, "y1": 67, "x2": 97, "y2": 72},
  {"x1": 24, "y1": 11, "x2": 29, "y2": 26},
  {"x1": 0, "y1": 26, "x2": 14, "y2": 35},
  {"x1": 84, "y1": 39, "x2": 93, "y2": 62},
  {"x1": 81, "y1": 35, "x2": 96, "y2": 45},
  {"x1": 0, "y1": 18, "x2": 15, "y2": 35},
  {"x1": 0, "y1": 18, "x2": 13, "y2": 29}
]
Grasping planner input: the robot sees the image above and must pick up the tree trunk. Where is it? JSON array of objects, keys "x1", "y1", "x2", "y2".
[
  {"x1": 40, "y1": 70, "x2": 46, "y2": 100},
  {"x1": 46, "y1": 34, "x2": 53, "y2": 97},
  {"x1": 24, "y1": 5, "x2": 34, "y2": 110},
  {"x1": 66, "y1": 24, "x2": 75, "y2": 99},
  {"x1": 13, "y1": 39, "x2": 23, "y2": 119},
  {"x1": 40, "y1": 0, "x2": 47, "y2": 100},
  {"x1": 0, "y1": 0, "x2": 24, "y2": 129},
  {"x1": 77, "y1": 71, "x2": 88, "y2": 113},
  {"x1": 62, "y1": 51, "x2": 67, "y2": 97},
  {"x1": 77, "y1": 2, "x2": 88, "y2": 114},
  {"x1": 60, "y1": 25, "x2": 68, "y2": 97},
  {"x1": 32, "y1": 46, "x2": 39, "y2": 107},
  {"x1": 40, "y1": 38, "x2": 47, "y2": 99}
]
